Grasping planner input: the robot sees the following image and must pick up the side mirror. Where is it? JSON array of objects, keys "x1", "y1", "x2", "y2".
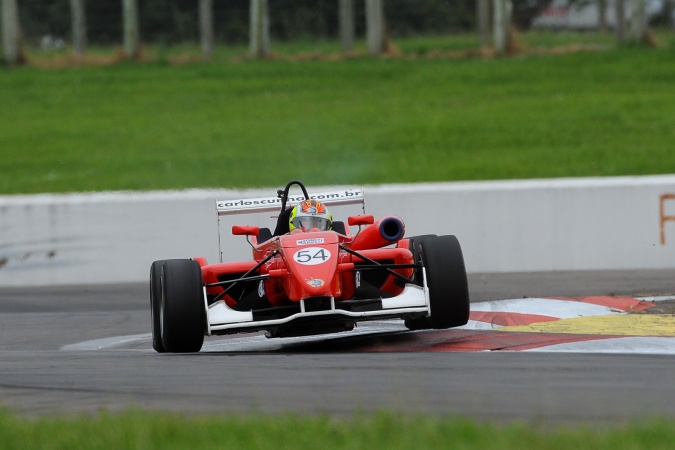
[
  {"x1": 232, "y1": 225, "x2": 260, "y2": 236},
  {"x1": 348, "y1": 215, "x2": 374, "y2": 227}
]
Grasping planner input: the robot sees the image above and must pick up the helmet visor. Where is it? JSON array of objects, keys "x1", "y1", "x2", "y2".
[{"x1": 292, "y1": 216, "x2": 331, "y2": 231}]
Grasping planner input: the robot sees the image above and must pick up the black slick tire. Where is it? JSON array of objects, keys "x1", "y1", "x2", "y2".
[
  {"x1": 160, "y1": 259, "x2": 205, "y2": 353},
  {"x1": 418, "y1": 235, "x2": 470, "y2": 329}
]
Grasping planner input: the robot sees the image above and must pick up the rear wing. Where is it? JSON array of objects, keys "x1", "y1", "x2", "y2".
[{"x1": 216, "y1": 188, "x2": 365, "y2": 216}]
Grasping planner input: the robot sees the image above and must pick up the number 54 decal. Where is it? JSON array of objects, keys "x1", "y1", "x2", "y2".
[{"x1": 293, "y1": 247, "x2": 331, "y2": 265}]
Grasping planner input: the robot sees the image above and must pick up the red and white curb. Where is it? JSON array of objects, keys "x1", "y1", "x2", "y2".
[
  {"x1": 465, "y1": 296, "x2": 656, "y2": 329},
  {"x1": 363, "y1": 295, "x2": 675, "y2": 353}
]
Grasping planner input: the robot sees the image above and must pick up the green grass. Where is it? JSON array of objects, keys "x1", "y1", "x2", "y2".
[
  {"x1": 1, "y1": 410, "x2": 674, "y2": 450},
  {"x1": 2, "y1": 36, "x2": 675, "y2": 194}
]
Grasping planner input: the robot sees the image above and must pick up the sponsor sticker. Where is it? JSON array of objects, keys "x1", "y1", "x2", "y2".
[
  {"x1": 297, "y1": 238, "x2": 325, "y2": 246},
  {"x1": 216, "y1": 189, "x2": 363, "y2": 214},
  {"x1": 306, "y1": 278, "x2": 325, "y2": 288}
]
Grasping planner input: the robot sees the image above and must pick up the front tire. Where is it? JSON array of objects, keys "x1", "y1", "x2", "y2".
[
  {"x1": 418, "y1": 235, "x2": 470, "y2": 329},
  {"x1": 160, "y1": 259, "x2": 206, "y2": 353}
]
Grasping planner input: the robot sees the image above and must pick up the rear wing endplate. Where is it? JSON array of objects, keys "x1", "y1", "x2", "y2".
[{"x1": 216, "y1": 188, "x2": 365, "y2": 216}]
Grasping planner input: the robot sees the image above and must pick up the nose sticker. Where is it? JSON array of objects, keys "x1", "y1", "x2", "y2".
[{"x1": 293, "y1": 247, "x2": 331, "y2": 265}]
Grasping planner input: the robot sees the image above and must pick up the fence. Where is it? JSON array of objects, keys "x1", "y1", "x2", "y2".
[
  {"x1": 2, "y1": 0, "x2": 465, "y2": 62},
  {"x1": 2, "y1": 1, "x2": 674, "y2": 65}
]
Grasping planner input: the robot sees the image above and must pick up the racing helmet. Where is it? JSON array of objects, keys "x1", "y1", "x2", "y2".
[{"x1": 289, "y1": 199, "x2": 332, "y2": 232}]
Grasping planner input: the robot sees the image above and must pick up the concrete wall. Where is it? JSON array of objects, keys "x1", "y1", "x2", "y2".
[{"x1": 1, "y1": 175, "x2": 675, "y2": 287}]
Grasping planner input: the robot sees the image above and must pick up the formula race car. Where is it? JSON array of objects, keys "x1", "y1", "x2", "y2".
[{"x1": 150, "y1": 180, "x2": 470, "y2": 353}]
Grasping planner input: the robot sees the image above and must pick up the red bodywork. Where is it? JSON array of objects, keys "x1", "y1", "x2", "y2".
[{"x1": 198, "y1": 216, "x2": 414, "y2": 309}]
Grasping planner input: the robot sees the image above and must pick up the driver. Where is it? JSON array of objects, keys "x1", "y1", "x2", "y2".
[{"x1": 288, "y1": 199, "x2": 332, "y2": 232}]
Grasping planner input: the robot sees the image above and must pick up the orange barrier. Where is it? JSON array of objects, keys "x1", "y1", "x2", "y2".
[{"x1": 660, "y1": 193, "x2": 675, "y2": 245}]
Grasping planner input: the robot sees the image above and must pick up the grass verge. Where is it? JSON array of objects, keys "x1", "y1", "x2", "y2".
[
  {"x1": 2, "y1": 35, "x2": 675, "y2": 195},
  {"x1": 1, "y1": 409, "x2": 675, "y2": 450}
]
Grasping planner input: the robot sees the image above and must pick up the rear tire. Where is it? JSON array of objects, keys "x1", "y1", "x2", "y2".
[
  {"x1": 150, "y1": 260, "x2": 166, "y2": 353},
  {"x1": 160, "y1": 259, "x2": 205, "y2": 353},
  {"x1": 418, "y1": 235, "x2": 470, "y2": 329}
]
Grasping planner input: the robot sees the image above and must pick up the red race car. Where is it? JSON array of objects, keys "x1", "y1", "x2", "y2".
[{"x1": 150, "y1": 180, "x2": 469, "y2": 353}]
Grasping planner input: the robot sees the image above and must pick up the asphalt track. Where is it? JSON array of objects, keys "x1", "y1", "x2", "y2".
[{"x1": 1, "y1": 269, "x2": 674, "y2": 425}]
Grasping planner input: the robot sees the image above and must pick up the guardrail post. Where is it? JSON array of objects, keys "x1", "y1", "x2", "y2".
[
  {"x1": 628, "y1": 0, "x2": 647, "y2": 43},
  {"x1": 615, "y1": 0, "x2": 627, "y2": 43},
  {"x1": 365, "y1": 0, "x2": 385, "y2": 55},
  {"x1": 200, "y1": 0, "x2": 214, "y2": 57},
  {"x1": 250, "y1": 0, "x2": 269, "y2": 59},
  {"x1": 492, "y1": 0, "x2": 511, "y2": 55},
  {"x1": 1, "y1": 0, "x2": 25, "y2": 65},
  {"x1": 339, "y1": 0, "x2": 355, "y2": 51},
  {"x1": 477, "y1": 0, "x2": 491, "y2": 47},
  {"x1": 122, "y1": 0, "x2": 140, "y2": 59},
  {"x1": 70, "y1": 0, "x2": 87, "y2": 57}
]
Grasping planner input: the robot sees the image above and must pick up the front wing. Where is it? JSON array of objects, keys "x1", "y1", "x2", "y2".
[{"x1": 203, "y1": 277, "x2": 430, "y2": 336}]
